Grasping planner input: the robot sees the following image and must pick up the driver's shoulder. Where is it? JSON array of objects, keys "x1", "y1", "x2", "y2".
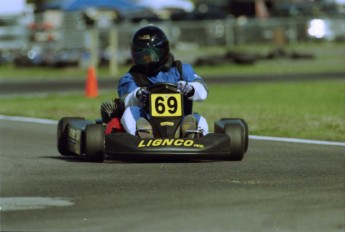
[
  {"x1": 169, "y1": 62, "x2": 193, "y2": 75},
  {"x1": 119, "y1": 71, "x2": 135, "y2": 81},
  {"x1": 179, "y1": 63, "x2": 197, "y2": 80},
  {"x1": 180, "y1": 62, "x2": 192, "y2": 68}
]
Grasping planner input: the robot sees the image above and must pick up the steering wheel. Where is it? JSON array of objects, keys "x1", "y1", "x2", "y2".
[{"x1": 147, "y1": 82, "x2": 179, "y2": 93}]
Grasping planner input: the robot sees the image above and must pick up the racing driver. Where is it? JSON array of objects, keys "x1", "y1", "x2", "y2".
[{"x1": 117, "y1": 25, "x2": 209, "y2": 138}]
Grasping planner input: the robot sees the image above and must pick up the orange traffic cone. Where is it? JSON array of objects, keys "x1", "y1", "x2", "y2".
[{"x1": 85, "y1": 66, "x2": 98, "y2": 98}]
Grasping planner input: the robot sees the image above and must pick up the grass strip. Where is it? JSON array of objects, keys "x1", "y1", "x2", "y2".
[{"x1": 1, "y1": 80, "x2": 344, "y2": 142}]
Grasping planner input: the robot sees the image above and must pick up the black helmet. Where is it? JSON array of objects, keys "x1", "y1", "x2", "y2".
[{"x1": 130, "y1": 25, "x2": 170, "y2": 74}]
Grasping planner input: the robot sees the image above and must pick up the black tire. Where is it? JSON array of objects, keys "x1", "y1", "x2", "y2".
[
  {"x1": 57, "y1": 117, "x2": 84, "y2": 156},
  {"x1": 225, "y1": 51, "x2": 257, "y2": 64},
  {"x1": 84, "y1": 124, "x2": 105, "y2": 163},
  {"x1": 238, "y1": 119, "x2": 249, "y2": 153},
  {"x1": 220, "y1": 118, "x2": 249, "y2": 153},
  {"x1": 224, "y1": 122, "x2": 245, "y2": 161}
]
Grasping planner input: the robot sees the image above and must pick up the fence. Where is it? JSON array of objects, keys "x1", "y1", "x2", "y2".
[
  {"x1": 10, "y1": 11, "x2": 345, "y2": 70},
  {"x1": 107, "y1": 16, "x2": 344, "y2": 48}
]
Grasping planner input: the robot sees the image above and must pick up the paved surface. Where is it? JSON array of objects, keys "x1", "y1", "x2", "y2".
[{"x1": 1, "y1": 120, "x2": 344, "y2": 232}]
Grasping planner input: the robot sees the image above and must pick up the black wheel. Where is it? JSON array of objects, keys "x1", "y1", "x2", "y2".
[
  {"x1": 224, "y1": 122, "x2": 245, "y2": 161},
  {"x1": 238, "y1": 119, "x2": 249, "y2": 153},
  {"x1": 57, "y1": 117, "x2": 84, "y2": 156},
  {"x1": 220, "y1": 118, "x2": 249, "y2": 153},
  {"x1": 84, "y1": 124, "x2": 105, "y2": 163}
]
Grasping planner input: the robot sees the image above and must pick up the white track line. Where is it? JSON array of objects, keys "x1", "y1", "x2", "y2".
[
  {"x1": 0, "y1": 115, "x2": 57, "y2": 125},
  {"x1": 1, "y1": 115, "x2": 345, "y2": 147},
  {"x1": 249, "y1": 135, "x2": 345, "y2": 147},
  {"x1": 0, "y1": 197, "x2": 73, "y2": 211}
]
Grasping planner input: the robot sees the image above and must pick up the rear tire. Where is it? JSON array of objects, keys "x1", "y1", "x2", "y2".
[
  {"x1": 84, "y1": 124, "x2": 105, "y2": 162},
  {"x1": 57, "y1": 117, "x2": 84, "y2": 156},
  {"x1": 224, "y1": 122, "x2": 245, "y2": 161}
]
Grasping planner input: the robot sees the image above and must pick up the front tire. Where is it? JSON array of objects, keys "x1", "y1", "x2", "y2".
[
  {"x1": 57, "y1": 117, "x2": 84, "y2": 156},
  {"x1": 224, "y1": 122, "x2": 245, "y2": 161},
  {"x1": 84, "y1": 124, "x2": 105, "y2": 162},
  {"x1": 220, "y1": 118, "x2": 249, "y2": 153}
]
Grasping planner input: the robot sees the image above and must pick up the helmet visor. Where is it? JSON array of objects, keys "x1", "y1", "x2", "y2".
[{"x1": 131, "y1": 47, "x2": 164, "y2": 66}]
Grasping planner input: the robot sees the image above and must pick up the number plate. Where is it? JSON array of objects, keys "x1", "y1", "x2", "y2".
[{"x1": 150, "y1": 93, "x2": 182, "y2": 117}]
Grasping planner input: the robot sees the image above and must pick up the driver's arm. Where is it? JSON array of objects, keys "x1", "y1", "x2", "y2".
[
  {"x1": 122, "y1": 87, "x2": 141, "y2": 107},
  {"x1": 179, "y1": 64, "x2": 208, "y2": 102},
  {"x1": 188, "y1": 80, "x2": 208, "y2": 101},
  {"x1": 118, "y1": 75, "x2": 142, "y2": 107}
]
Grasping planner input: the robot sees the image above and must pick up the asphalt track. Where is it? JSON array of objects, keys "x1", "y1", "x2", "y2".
[
  {"x1": 1, "y1": 118, "x2": 344, "y2": 232},
  {"x1": 1, "y1": 72, "x2": 344, "y2": 231}
]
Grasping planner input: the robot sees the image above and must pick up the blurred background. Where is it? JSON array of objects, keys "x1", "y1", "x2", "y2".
[{"x1": 1, "y1": 0, "x2": 344, "y2": 71}]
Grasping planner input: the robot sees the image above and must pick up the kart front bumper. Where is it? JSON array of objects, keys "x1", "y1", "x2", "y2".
[{"x1": 105, "y1": 133, "x2": 231, "y2": 159}]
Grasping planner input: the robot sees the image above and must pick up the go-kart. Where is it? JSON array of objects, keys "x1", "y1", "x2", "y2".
[{"x1": 57, "y1": 83, "x2": 249, "y2": 162}]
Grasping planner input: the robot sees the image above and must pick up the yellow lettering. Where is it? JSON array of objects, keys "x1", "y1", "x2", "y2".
[
  {"x1": 138, "y1": 139, "x2": 202, "y2": 148},
  {"x1": 147, "y1": 140, "x2": 153, "y2": 146},
  {"x1": 160, "y1": 121, "x2": 174, "y2": 126},
  {"x1": 152, "y1": 139, "x2": 162, "y2": 146},
  {"x1": 162, "y1": 139, "x2": 174, "y2": 146},
  {"x1": 138, "y1": 140, "x2": 146, "y2": 148},
  {"x1": 194, "y1": 144, "x2": 204, "y2": 149},
  {"x1": 174, "y1": 139, "x2": 184, "y2": 146},
  {"x1": 184, "y1": 140, "x2": 194, "y2": 147},
  {"x1": 138, "y1": 35, "x2": 150, "y2": 40}
]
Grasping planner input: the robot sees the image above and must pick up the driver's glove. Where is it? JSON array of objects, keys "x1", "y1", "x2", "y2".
[
  {"x1": 177, "y1": 81, "x2": 195, "y2": 98},
  {"x1": 136, "y1": 87, "x2": 150, "y2": 104}
]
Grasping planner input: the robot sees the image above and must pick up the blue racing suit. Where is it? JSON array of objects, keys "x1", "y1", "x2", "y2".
[{"x1": 117, "y1": 63, "x2": 208, "y2": 135}]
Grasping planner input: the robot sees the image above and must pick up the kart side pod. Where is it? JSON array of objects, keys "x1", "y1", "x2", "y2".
[{"x1": 214, "y1": 118, "x2": 249, "y2": 161}]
